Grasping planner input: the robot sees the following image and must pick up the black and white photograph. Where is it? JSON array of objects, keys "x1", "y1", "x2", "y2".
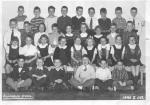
[{"x1": 1, "y1": 0, "x2": 149, "y2": 102}]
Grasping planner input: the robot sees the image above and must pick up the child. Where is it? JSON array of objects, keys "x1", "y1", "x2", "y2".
[
  {"x1": 69, "y1": 55, "x2": 95, "y2": 90},
  {"x1": 6, "y1": 56, "x2": 32, "y2": 91},
  {"x1": 84, "y1": 38, "x2": 97, "y2": 64},
  {"x1": 48, "y1": 23, "x2": 63, "y2": 47},
  {"x1": 112, "y1": 7, "x2": 126, "y2": 35},
  {"x1": 72, "y1": 6, "x2": 86, "y2": 32},
  {"x1": 71, "y1": 37, "x2": 87, "y2": 68},
  {"x1": 98, "y1": 8, "x2": 111, "y2": 36},
  {"x1": 37, "y1": 35, "x2": 54, "y2": 67},
  {"x1": 112, "y1": 60, "x2": 134, "y2": 91},
  {"x1": 5, "y1": 37, "x2": 19, "y2": 74},
  {"x1": 122, "y1": 21, "x2": 138, "y2": 45},
  {"x1": 53, "y1": 36, "x2": 71, "y2": 65},
  {"x1": 30, "y1": 6, "x2": 44, "y2": 33},
  {"x1": 45, "y1": 6, "x2": 57, "y2": 34},
  {"x1": 14, "y1": 6, "x2": 28, "y2": 30},
  {"x1": 79, "y1": 23, "x2": 90, "y2": 47},
  {"x1": 107, "y1": 23, "x2": 118, "y2": 45},
  {"x1": 19, "y1": 36, "x2": 38, "y2": 68},
  {"x1": 31, "y1": 58, "x2": 48, "y2": 90},
  {"x1": 93, "y1": 26, "x2": 103, "y2": 47},
  {"x1": 34, "y1": 23, "x2": 48, "y2": 46},
  {"x1": 110, "y1": 35, "x2": 125, "y2": 65},
  {"x1": 47, "y1": 59, "x2": 68, "y2": 90},
  {"x1": 124, "y1": 36, "x2": 141, "y2": 88},
  {"x1": 65, "y1": 25, "x2": 75, "y2": 48},
  {"x1": 95, "y1": 59, "x2": 113, "y2": 91},
  {"x1": 97, "y1": 37, "x2": 110, "y2": 65},
  {"x1": 57, "y1": 6, "x2": 72, "y2": 34}
]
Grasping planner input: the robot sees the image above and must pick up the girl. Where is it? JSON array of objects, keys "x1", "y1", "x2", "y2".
[
  {"x1": 93, "y1": 26, "x2": 103, "y2": 47},
  {"x1": 71, "y1": 37, "x2": 87, "y2": 68},
  {"x1": 65, "y1": 25, "x2": 74, "y2": 48},
  {"x1": 37, "y1": 34, "x2": 54, "y2": 67},
  {"x1": 124, "y1": 35, "x2": 141, "y2": 88},
  {"x1": 110, "y1": 35, "x2": 125, "y2": 65},
  {"x1": 53, "y1": 36, "x2": 71, "y2": 65},
  {"x1": 84, "y1": 38, "x2": 97, "y2": 64},
  {"x1": 19, "y1": 35, "x2": 38, "y2": 67},
  {"x1": 34, "y1": 23, "x2": 48, "y2": 46},
  {"x1": 79, "y1": 23, "x2": 90, "y2": 47},
  {"x1": 97, "y1": 36, "x2": 110, "y2": 65},
  {"x1": 5, "y1": 37, "x2": 19, "y2": 74}
]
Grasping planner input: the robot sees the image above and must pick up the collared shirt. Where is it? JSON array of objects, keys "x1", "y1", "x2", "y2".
[
  {"x1": 45, "y1": 16, "x2": 58, "y2": 34},
  {"x1": 14, "y1": 15, "x2": 28, "y2": 29},
  {"x1": 72, "y1": 16, "x2": 86, "y2": 30},
  {"x1": 97, "y1": 44, "x2": 110, "y2": 51},
  {"x1": 128, "y1": 44, "x2": 136, "y2": 49},
  {"x1": 3, "y1": 28, "x2": 21, "y2": 53},
  {"x1": 112, "y1": 17, "x2": 126, "y2": 29},
  {"x1": 86, "y1": 16, "x2": 98, "y2": 29},
  {"x1": 98, "y1": 17, "x2": 111, "y2": 31},
  {"x1": 96, "y1": 67, "x2": 111, "y2": 81},
  {"x1": 80, "y1": 32, "x2": 88, "y2": 38},
  {"x1": 107, "y1": 32, "x2": 118, "y2": 45},
  {"x1": 110, "y1": 44, "x2": 125, "y2": 55},
  {"x1": 34, "y1": 32, "x2": 48, "y2": 46}
]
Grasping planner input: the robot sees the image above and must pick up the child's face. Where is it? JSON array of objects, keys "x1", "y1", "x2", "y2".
[
  {"x1": 34, "y1": 9, "x2": 40, "y2": 17},
  {"x1": 75, "y1": 38, "x2": 81, "y2": 45},
  {"x1": 12, "y1": 41, "x2": 18, "y2": 46},
  {"x1": 130, "y1": 10, "x2": 137, "y2": 17},
  {"x1": 116, "y1": 62, "x2": 123, "y2": 70},
  {"x1": 129, "y1": 37, "x2": 136, "y2": 45},
  {"x1": 110, "y1": 25, "x2": 116, "y2": 33},
  {"x1": 39, "y1": 24, "x2": 45, "y2": 32},
  {"x1": 52, "y1": 27, "x2": 58, "y2": 33},
  {"x1": 95, "y1": 28, "x2": 101, "y2": 35},
  {"x1": 127, "y1": 23, "x2": 133, "y2": 31},
  {"x1": 88, "y1": 9, "x2": 95, "y2": 17},
  {"x1": 54, "y1": 59, "x2": 61, "y2": 67},
  {"x1": 77, "y1": 8, "x2": 83, "y2": 16},
  {"x1": 100, "y1": 60, "x2": 107, "y2": 69},
  {"x1": 60, "y1": 38, "x2": 66, "y2": 46},
  {"x1": 24, "y1": 23, "x2": 30, "y2": 31},
  {"x1": 87, "y1": 39, "x2": 93, "y2": 46},
  {"x1": 9, "y1": 21, "x2": 17, "y2": 29},
  {"x1": 100, "y1": 12, "x2": 106, "y2": 18},
  {"x1": 115, "y1": 37, "x2": 122, "y2": 45},
  {"x1": 48, "y1": 8, "x2": 55, "y2": 16},
  {"x1": 41, "y1": 37, "x2": 47, "y2": 44},
  {"x1": 66, "y1": 26, "x2": 72, "y2": 33},
  {"x1": 18, "y1": 8, "x2": 24, "y2": 16},
  {"x1": 100, "y1": 38, "x2": 107, "y2": 45},
  {"x1": 18, "y1": 59, "x2": 25, "y2": 67},
  {"x1": 81, "y1": 25, "x2": 87, "y2": 32},
  {"x1": 61, "y1": 8, "x2": 68, "y2": 16},
  {"x1": 115, "y1": 10, "x2": 122, "y2": 17},
  {"x1": 26, "y1": 37, "x2": 32, "y2": 45},
  {"x1": 36, "y1": 59, "x2": 44, "y2": 67},
  {"x1": 82, "y1": 57, "x2": 89, "y2": 65}
]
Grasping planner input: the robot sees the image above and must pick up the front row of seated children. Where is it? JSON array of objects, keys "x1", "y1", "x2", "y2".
[{"x1": 6, "y1": 54, "x2": 135, "y2": 92}]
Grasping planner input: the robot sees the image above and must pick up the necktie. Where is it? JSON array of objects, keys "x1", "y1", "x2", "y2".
[
  {"x1": 133, "y1": 18, "x2": 135, "y2": 27},
  {"x1": 90, "y1": 18, "x2": 93, "y2": 29},
  {"x1": 10, "y1": 29, "x2": 14, "y2": 42}
]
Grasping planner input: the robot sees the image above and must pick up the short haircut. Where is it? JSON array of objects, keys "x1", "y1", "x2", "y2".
[
  {"x1": 58, "y1": 36, "x2": 66, "y2": 42},
  {"x1": 48, "y1": 6, "x2": 55, "y2": 11},
  {"x1": 34, "y1": 6, "x2": 41, "y2": 12},
  {"x1": 116, "y1": 60, "x2": 124, "y2": 64},
  {"x1": 111, "y1": 23, "x2": 117, "y2": 27},
  {"x1": 52, "y1": 23, "x2": 58, "y2": 29},
  {"x1": 127, "y1": 21, "x2": 133, "y2": 25},
  {"x1": 61, "y1": 6, "x2": 68, "y2": 11},
  {"x1": 18, "y1": 5, "x2": 24, "y2": 10},
  {"x1": 24, "y1": 21, "x2": 31, "y2": 25},
  {"x1": 26, "y1": 35, "x2": 33, "y2": 41},
  {"x1": 82, "y1": 54, "x2": 90, "y2": 60},
  {"x1": 115, "y1": 35, "x2": 122, "y2": 40},
  {"x1": 9, "y1": 18, "x2": 17, "y2": 24},
  {"x1": 80, "y1": 22, "x2": 89, "y2": 30},
  {"x1": 38, "y1": 23, "x2": 46, "y2": 32},
  {"x1": 100, "y1": 8, "x2": 107, "y2": 13},
  {"x1": 39, "y1": 34, "x2": 49, "y2": 44},
  {"x1": 115, "y1": 7, "x2": 122, "y2": 12},
  {"x1": 94, "y1": 25, "x2": 102, "y2": 31},
  {"x1": 76, "y1": 6, "x2": 83, "y2": 11},
  {"x1": 131, "y1": 7, "x2": 137, "y2": 12},
  {"x1": 18, "y1": 55, "x2": 25, "y2": 60},
  {"x1": 100, "y1": 36, "x2": 109, "y2": 44},
  {"x1": 53, "y1": 59, "x2": 62, "y2": 64},
  {"x1": 88, "y1": 7, "x2": 95, "y2": 13},
  {"x1": 100, "y1": 59, "x2": 107, "y2": 63}
]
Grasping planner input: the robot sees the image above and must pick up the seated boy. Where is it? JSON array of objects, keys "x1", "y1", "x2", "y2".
[
  {"x1": 6, "y1": 56, "x2": 32, "y2": 91},
  {"x1": 112, "y1": 60, "x2": 134, "y2": 91},
  {"x1": 31, "y1": 58, "x2": 48, "y2": 91}
]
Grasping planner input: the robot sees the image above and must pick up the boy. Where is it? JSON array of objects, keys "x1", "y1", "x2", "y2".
[
  {"x1": 98, "y1": 8, "x2": 111, "y2": 36},
  {"x1": 72, "y1": 6, "x2": 86, "y2": 32},
  {"x1": 112, "y1": 7, "x2": 126, "y2": 35},
  {"x1": 6, "y1": 56, "x2": 32, "y2": 91},
  {"x1": 14, "y1": 6, "x2": 28, "y2": 30},
  {"x1": 45, "y1": 6, "x2": 57, "y2": 34},
  {"x1": 57, "y1": 6, "x2": 72, "y2": 34},
  {"x1": 31, "y1": 58, "x2": 48, "y2": 90},
  {"x1": 95, "y1": 59, "x2": 113, "y2": 91},
  {"x1": 112, "y1": 61, "x2": 134, "y2": 91},
  {"x1": 30, "y1": 6, "x2": 44, "y2": 33}
]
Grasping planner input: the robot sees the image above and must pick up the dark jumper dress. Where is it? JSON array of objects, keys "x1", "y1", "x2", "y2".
[
  {"x1": 65, "y1": 35, "x2": 74, "y2": 48},
  {"x1": 84, "y1": 46, "x2": 96, "y2": 62}
]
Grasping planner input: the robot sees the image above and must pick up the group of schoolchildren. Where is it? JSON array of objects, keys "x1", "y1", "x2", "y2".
[{"x1": 3, "y1": 5, "x2": 144, "y2": 92}]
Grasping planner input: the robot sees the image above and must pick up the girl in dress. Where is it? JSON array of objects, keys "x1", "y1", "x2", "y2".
[{"x1": 37, "y1": 34, "x2": 54, "y2": 67}]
